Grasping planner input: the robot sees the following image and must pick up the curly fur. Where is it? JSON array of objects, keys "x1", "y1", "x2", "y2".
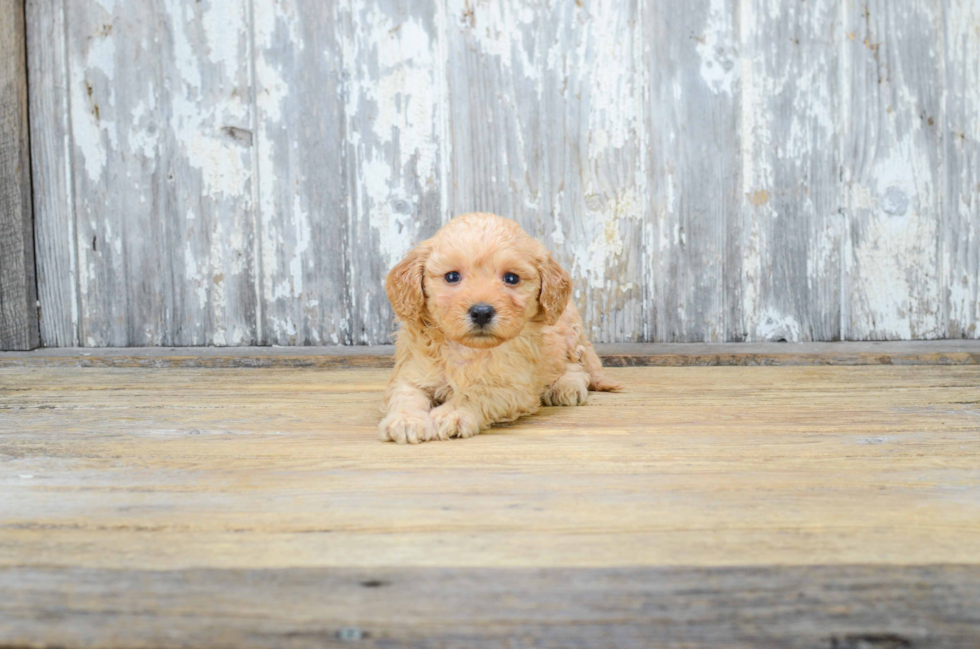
[{"x1": 379, "y1": 212, "x2": 621, "y2": 444}]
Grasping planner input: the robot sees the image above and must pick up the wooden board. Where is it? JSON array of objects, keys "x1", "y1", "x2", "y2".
[
  {"x1": 63, "y1": 0, "x2": 259, "y2": 347},
  {"x1": 25, "y1": 0, "x2": 980, "y2": 346},
  {"x1": 739, "y1": 0, "x2": 842, "y2": 342},
  {"x1": 841, "y1": 0, "x2": 945, "y2": 340},
  {"x1": 0, "y1": 0, "x2": 39, "y2": 351},
  {"x1": 645, "y1": 0, "x2": 739, "y2": 343},
  {"x1": 1, "y1": 365, "x2": 979, "y2": 569},
  {"x1": 26, "y1": 0, "x2": 76, "y2": 348},
  {"x1": 1, "y1": 341, "x2": 979, "y2": 368},
  {"x1": 945, "y1": 0, "x2": 980, "y2": 339},
  {"x1": 1, "y1": 363, "x2": 979, "y2": 646},
  {"x1": 253, "y1": 0, "x2": 349, "y2": 346},
  {"x1": 2, "y1": 565, "x2": 979, "y2": 648}
]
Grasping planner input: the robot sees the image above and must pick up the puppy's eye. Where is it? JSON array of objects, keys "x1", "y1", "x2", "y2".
[
  {"x1": 444, "y1": 271, "x2": 461, "y2": 284},
  {"x1": 503, "y1": 272, "x2": 520, "y2": 285}
]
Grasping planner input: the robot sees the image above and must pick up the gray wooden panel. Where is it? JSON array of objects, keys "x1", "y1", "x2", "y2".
[
  {"x1": 446, "y1": 0, "x2": 646, "y2": 343},
  {"x1": 26, "y1": 0, "x2": 77, "y2": 348},
  {"x1": 0, "y1": 0, "x2": 40, "y2": 351},
  {"x1": 24, "y1": 0, "x2": 980, "y2": 346},
  {"x1": 65, "y1": 0, "x2": 257, "y2": 346},
  {"x1": 339, "y1": 1, "x2": 451, "y2": 345},
  {"x1": 2, "y1": 565, "x2": 980, "y2": 648},
  {"x1": 2, "y1": 341, "x2": 978, "y2": 369},
  {"x1": 945, "y1": 0, "x2": 980, "y2": 339},
  {"x1": 645, "y1": 0, "x2": 740, "y2": 342},
  {"x1": 253, "y1": 0, "x2": 349, "y2": 346},
  {"x1": 841, "y1": 0, "x2": 945, "y2": 340},
  {"x1": 739, "y1": 0, "x2": 842, "y2": 342}
]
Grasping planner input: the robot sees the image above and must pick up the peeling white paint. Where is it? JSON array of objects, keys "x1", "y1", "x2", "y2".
[
  {"x1": 289, "y1": 193, "x2": 311, "y2": 298},
  {"x1": 551, "y1": 190, "x2": 565, "y2": 245},
  {"x1": 342, "y1": 1, "x2": 448, "y2": 272},
  {"x1": 698, "y1": 0, "x2": 736, "y2": 95},
  {"x1": 584, "y1": 0, "x2": 639, "y2": 159},
  {"x1": 572, "y1": 189, "x2": 641, "y2": 290},
  {"x1": 755, "y1": 307, "x2": 802, "y2": 342},
  {"x1": 69, "y1": 31, "x2": 118, "y2": 183},
  {"x1": 47, "y1": 0, "x2": 968, "y2": 347},
  {"x1": 166, "y1": 0, "x2": 251, "y2": 200}
]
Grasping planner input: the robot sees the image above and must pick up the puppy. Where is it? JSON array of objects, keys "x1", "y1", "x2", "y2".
[{"x1": 379, "y1": 212, "x2": 621, "y2": 444}]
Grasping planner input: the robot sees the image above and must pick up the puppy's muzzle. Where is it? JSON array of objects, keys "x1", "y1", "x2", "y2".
[{"x1": 468, "y1": 303, "x2": 495, "y2": 328}]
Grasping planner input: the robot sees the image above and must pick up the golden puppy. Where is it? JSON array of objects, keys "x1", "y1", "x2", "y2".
[{"x1": 379, "y1": 212, "x2": 621, "y2": 444}]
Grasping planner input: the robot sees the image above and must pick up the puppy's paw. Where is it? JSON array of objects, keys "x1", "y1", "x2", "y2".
[
  {"x1": 379, "y1": 412, "x2": 436, "y2": 444},
  {"x1": 429, "y1": 405, "x2": 482, "y2": 440},
  {"x1": 543, "y1": 376, "x2": 589, "y2": 407}
]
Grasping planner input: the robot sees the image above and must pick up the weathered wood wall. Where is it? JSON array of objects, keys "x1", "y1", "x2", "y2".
[
  {"x1": 1, "y1": 0, "x2": 40, "y2": 351},
  {"x1": 25, "y1": 0, "x2": 980, "y2": 346}
]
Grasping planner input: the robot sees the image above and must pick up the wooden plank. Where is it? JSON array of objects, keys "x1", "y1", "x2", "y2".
[
  {"x1": 944, "y1": 0, "x2": 980, "y2": 339},
  {"x1": 1, "y1": 341, "x2": 979, "y2": 368},
  {"x1": 1, "y1": 365, "x2": 979, "y2": 569},
  {"x1": 26, "y1": 0, "x2": 77, "y2": 347},
  {"x1": 1, "y1": 565, "x2": 978, "y2": 648},
  {"x1": 841, "y1": 1, "x2": 945, "y2": 340},
  {"x1": 340, "y1": 1, "x2": 450, "y2": 345},
  {"x1": 253, "y1": 0, "x2": 349, "y2": 346},
  {"x1": 738, "y1": 0, "x2": 842, "y2": 341},
  {"x1": 445, "y1": 0, "x2": 646, "y2": 343},
  {"x1": 65, "y1": 0, "x2": 258, "y2": 346},
  {"x1": 1, "y1": 363, "x2": 979, "y2": 644},
  {"x1": 0, "y1": 0, "x2": 40, "y2": 351},
  {"x1": 21, "y1": 0, "x2": 979, "y2": 347},
  {"x1": 645, "y1": 0, "x2": 740, "y2": 342}
]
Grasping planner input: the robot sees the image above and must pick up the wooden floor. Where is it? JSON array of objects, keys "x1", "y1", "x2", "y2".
[{"x1": 2, "y1": 358, "x2": 979, "y2": 647}]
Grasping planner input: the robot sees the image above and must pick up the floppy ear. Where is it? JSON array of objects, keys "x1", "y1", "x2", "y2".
[
  {"x1": 535, "y1": 253, "x2": 573, "y2": 326},
  {"x1": 385, "y1": 243, "x2": 429, "y2": 327}
]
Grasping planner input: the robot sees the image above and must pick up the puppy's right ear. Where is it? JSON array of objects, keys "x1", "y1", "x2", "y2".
[{"x1": 385, "y1": 243, "x2": 428, "y2": 327}]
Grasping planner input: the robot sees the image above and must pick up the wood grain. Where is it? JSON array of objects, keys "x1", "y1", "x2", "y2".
[
  {"x1": 645, "y1": 0, "x2": 739, "y2": 342},
  {"x1": 1, "y1": 341, "x2": 979, "y2": 368},
  {"x1": 739, "y1": 0, "x2": 842, "y2": 342},
  {"x1": 0, "y1": 0, "x2": 39, "y2": 351},
  {"x1": 944, "y1": 0, "x2": 980, "y2": 339},
  {"x1": 2, "y1": 565, "x2": 979, "y2": 648},
  {"x1": 64, "y1": 0, "x2": 258, "y2": 346},
  {"x1": 2, "y1": 362, "x2": 979, "y2": 645},
  {"x1": 841, "y1": 0, "x2": 945, "y2": 340},
  {"x1": 253, "y1": 0, "x2": 349, "y2": 346},
  {"x1": 26, "y1": 0, "x2": 77, "y2": 348},
  {"x1": 24, "y1": 0, "x2": 980, "y2": 346},
  {"x1": 1, "y1": 365, "x2": 979, "y2": 570}
]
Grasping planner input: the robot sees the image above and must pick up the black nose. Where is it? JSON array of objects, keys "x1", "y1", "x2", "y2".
[{"x1": 468, "y1": 303, "x2": 495, "y2": 327}]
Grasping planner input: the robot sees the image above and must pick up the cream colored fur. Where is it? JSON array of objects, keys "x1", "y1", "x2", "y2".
[{"x1": 379, "y1": 213, "x2": 621, "y2": 444}]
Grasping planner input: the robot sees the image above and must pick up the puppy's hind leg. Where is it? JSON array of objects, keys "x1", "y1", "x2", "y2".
[
  {"x1": 542, "y1": 363, "x2": 590, "y2": 407},
  {"x1": 577, "y1": 340, "x2": 623, "y2": 392}
]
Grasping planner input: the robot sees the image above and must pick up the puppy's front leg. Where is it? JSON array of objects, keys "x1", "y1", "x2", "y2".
[
  {"x1": 429, "y1": 386, "x2": 540, "y2": 440},
  {"x1": 379, "y1": 382, "x2": 436, "y2": 444}
]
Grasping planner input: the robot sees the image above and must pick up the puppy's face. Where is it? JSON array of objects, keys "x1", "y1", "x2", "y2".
[
  {"x1": 424, "y1": 241, "x2": 540, "y2": 348},
  {"x1": 386, "y1": 214, "x2": 572, "y2": 349}
]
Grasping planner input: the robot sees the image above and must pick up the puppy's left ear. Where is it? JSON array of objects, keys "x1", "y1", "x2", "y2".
[
  {"x1": 386, "y1": 243, "x2": 429, "y2": 327},
  {"x1": 535, "y1": 253, "x2": 572, "y2": 326}
]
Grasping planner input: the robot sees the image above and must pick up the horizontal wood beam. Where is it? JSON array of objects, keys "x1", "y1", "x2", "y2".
[
  {"x1": 0, "y1": 0, "x2": 39, "y2": 351},
  {"x1": 0, "y1": 341, "x2": 978, "y2": 368},
  {"x1": 2, "y1": 565, "x2": 978, "y2": 648}
]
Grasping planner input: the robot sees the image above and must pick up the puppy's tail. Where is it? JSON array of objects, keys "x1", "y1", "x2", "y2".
[{"x1": 576, "y1": 340, "x2": 623, "y2": 392}]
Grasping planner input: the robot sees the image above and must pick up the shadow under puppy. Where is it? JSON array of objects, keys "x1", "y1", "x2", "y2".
[{"x1": 380, "y1": 212, "x2": 621, "y2": 444}]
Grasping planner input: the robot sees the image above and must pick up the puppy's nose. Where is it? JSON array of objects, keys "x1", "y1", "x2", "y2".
[{"x1": 468, "y1": 303, "x2": 495, "y2": 327}]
